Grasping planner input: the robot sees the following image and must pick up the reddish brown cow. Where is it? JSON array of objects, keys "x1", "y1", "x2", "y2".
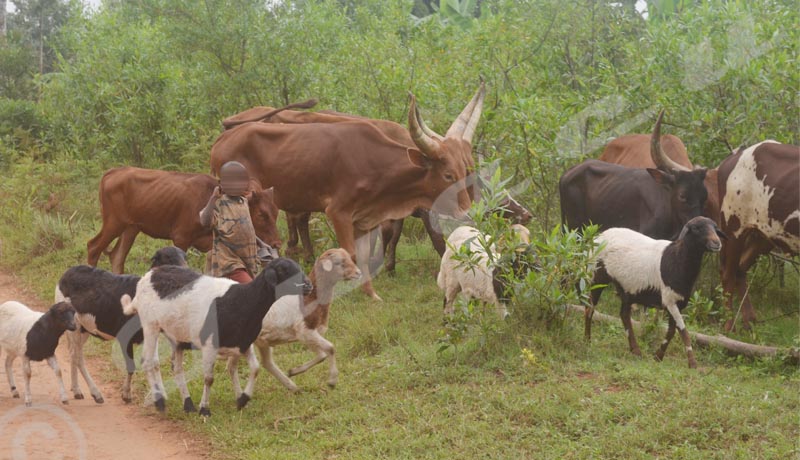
[
  {"x1": 210, "y1": 85, "x2": 485, "y2": 299},
  {"x1": 599, "y1": 124, "x2": 720, "y2": 224},
  {"x1": 717, "y1": 141, "x2": 799, "y2": 330},
  {"x1": 87, "y1": 167, "x2": 281, "y2": 273}
]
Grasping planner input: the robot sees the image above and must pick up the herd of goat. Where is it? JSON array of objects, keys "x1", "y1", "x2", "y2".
[{"x1": 0, "y1": 86, "x2": 797, "y2": 415}]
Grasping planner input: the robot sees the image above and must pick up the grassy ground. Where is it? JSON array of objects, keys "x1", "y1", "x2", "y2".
[{"x1": 0, "y1": 161, "x2": 798, "y2": 460}]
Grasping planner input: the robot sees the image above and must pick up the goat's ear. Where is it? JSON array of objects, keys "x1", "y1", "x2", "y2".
[
  {"x1": 715, "y1": 227, "x2": 728, "y2": 240},
  {"x1": 678, "y1": 225, "x2": 690, "y2": 240},
  {"x1": 322, "y1": 259, "x2": 333, "y2": 272},
  {"x1": 264, "y1": 267, "x2": 278, "y2": 286},
  {"x1": 647, "y1": 168, "x2": 675, "y2": 187}
]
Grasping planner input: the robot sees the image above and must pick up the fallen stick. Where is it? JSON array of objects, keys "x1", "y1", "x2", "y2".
[{"x1": 566, "y1": 304, "x2": 800, "y2": 362}]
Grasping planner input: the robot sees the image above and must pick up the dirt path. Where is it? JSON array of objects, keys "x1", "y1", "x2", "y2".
[{"x1": 0, "y1": 271, "x2": 208, "y2": 460}]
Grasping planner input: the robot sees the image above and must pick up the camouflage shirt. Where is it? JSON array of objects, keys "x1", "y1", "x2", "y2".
[{"x1": 208, "y1": 194, "x2": 259, "y2": 278}]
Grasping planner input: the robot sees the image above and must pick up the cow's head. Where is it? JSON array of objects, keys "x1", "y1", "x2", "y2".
[
  {"x1": 248, "y1": 187, "x2": 282, "y2": 251},
  {"x1": 648, "y1": 110, "x2": 708, "y2": 231},
  {"x1": 407, "y1": 83, "x2": 485, "y2": 218}
]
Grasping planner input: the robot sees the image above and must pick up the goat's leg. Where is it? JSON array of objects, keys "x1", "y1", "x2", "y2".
[
  {"x1": 237, "y1": 346, "x2": 259, "y2": 410},
  {"x1": 22, "y1": 357, "x2": 32, "y2": 406},
  {"x1": 226, "y1": 356, "x2": 243, "y2": 400},
  {"x1": 655, "y1": 315, "x2": 677, "y2": 362},
  {"x1": 198, "y1": 344, "x2": 217, "y2": 417},
  {"x1": 665, "y1": 303, "x2": 696, "y2": 368},
  {"x1": 171, "y1": 347, "x2": 194, "y2": 412},
  {"x1": 46, "y1": 356, "x2": 69, "y2": 405},
  {"x1": 289, "y1": 331, "x2": 336, "y2": 387},
  {"x1": 620, "y1": 300, "x2": 641, "y2": 357},
  {"x1": 5, "y1": 353, "x2": 19, "y2": 398},
  {"x1": 71, "y1": 331, "x2": 104, "y2": 403},
  {"x1": 140, "y1": 328, "x2": 165, "y2": 411},
  {"x1": 257, "y1": 344, "x2": 299, "y2": 393},
  {"x1": 443, "y1": 283, "x2": 461, "y2": 316}
]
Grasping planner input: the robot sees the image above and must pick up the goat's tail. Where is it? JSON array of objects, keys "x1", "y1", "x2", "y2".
[{"x1": 121, "y1": 294, "x2": 136, "y2": 315}]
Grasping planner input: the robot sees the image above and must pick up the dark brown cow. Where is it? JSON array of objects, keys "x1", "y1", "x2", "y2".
[
  {"x1": 598, "y1": 121, "x2": 720, "y2": 224},
  {"x1": 717, "y1": 141, "x2": 799, "y2": 330},
  {"x1": 560, "y1": 110, "x2": 709, "y2": 240},
  {"x1": 210, "y1": 85, "x2": 486, "y2": 299},
  {"x1": 86, "y1": 167, "x2": 281, "y2": 273}
]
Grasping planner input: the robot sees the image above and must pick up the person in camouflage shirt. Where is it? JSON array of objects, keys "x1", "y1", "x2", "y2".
[{"x1": 200, "y1": 161, "x2": 262, "y2": 283}]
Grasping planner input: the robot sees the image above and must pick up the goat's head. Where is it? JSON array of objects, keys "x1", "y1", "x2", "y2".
[
  {"x1": 150, "y1": 247, "x2": 188, "y2": 269},
  {"x1": 50, "y1": 301, "x2": 78, "y2": 332},
  {"x1": 678, "y1": 216, "x2": 727, "y2": 252},
  {"x1": 263, "y1": 257, "x2": 313, "y2": 297},
  {"x1": 317, "y1": 248, "x2": 362, "y2": 282}
]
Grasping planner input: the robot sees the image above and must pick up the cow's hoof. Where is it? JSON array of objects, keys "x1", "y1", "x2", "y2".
[
  {"x1": 183, "y1": 397, "x2": 196, "y2": 413},
  {"x1": 92, "y1": 395, "x2": 104, "y2": 404},
  {"x1": 25, "y1": 401, "x2": 32, "y2": 407},
  {"x1": 122, "y1": 396, "x2": 132, "y2": 404},
  {"x1": 236, "y1": 393, "x2": 251, "y2": 410},
  {"x1": 73, "y1": 393, "x2": 84, "y2": 400},
  {"x1": 199, "y1": 407, "x2": 211, "y2": 417},
  {"x1": 61, "y1": 399, "x2": 69, "y2": 405},
  {"x1": 154, "y1": 396, "x2": 166, "y2": 412}
]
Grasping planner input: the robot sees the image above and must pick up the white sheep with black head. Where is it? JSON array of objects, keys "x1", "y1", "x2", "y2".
[
  {"x1": 121, "y1": 257, "x2": 312, "y2": 417},
  {"x1": 0, "y1": 301, "x2": 77, "y2": 406},
  {"x1": 586, "y1": 216, "x2": 726, "y2": 368}
]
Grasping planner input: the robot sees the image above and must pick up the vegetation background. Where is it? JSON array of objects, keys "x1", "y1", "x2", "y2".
[{"x1": 0, "y1": 1, "x2": 797, "y2": 459}]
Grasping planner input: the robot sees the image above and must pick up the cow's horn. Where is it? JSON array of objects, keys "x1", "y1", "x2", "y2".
[
  {"x1": 650, "y1": 109, "x2": 690, "y2": 173},
  {"x1": 408, "y1": 93, "x2": 441, "y2": 157},
  {"x1": 415, "y1": 105, "x2": 444, "y2": 141},
  {"x1": 446, "y1": 82, "x2": 485, "y2": 140},
  {"x1": 462, "y1": 83, "x2": 486, "y2": 143}
]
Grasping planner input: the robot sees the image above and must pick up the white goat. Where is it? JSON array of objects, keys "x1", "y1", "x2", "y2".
[
  {"x1": 437, "y1": 224, "x2": 530, "y2": 317},
  {"x1": 120, "y1": 258, "x2": 311, "y2": 417},
  {"x1": 251, "y1": 248, "x2": 361, "y2": 392},
  {"x1": 0, "y1": 301, "x2": 77, "y2": 406}
]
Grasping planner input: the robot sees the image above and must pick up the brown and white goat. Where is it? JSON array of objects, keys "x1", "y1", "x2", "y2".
[{"x1": 251, "y1": 248, "x2": 361, "y2": 392}]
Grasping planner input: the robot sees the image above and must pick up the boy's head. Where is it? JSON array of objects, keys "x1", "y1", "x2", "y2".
[{"x1": 219, "y1": 161, "x2": 250, "y2": 197}]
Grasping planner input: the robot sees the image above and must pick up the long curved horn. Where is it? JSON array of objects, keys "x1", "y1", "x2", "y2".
[
  {"x1": 462, "y1": 83, "x2": 486, "y2": 143},
  {"x1": 650, "y1": 109, "x2": 690, "y2": 173},
  {"x1": 221, "y1": 99, "x2": 318, "y2": 129},
  {"x1": 415, "y1": 105, "x2": 444, "y2": 141},
  {"x1": 446, "y1": 82, "x2": 485, "y2": 139},
  {"x1": 408, "y1": 92, "x2": 441, "y2": 157}
]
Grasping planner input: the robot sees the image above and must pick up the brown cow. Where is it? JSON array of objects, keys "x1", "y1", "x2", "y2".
[
  {"x1": 210, "y1": 85, "x2": 486, "y2": 299},
  {"x1": 717, "y1": 141, "x2": 799, "y2": 330},
  {"x1": 599, "y1": 120, "x2": 720, "y2": 224},
  {"x1": 87, "y1": 167, "x2": 281, "y2": 273}
]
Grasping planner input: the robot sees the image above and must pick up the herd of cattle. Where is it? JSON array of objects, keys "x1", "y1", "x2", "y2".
[{"x1": 1, "y1": 83, "x2": 798, "y2": 412}]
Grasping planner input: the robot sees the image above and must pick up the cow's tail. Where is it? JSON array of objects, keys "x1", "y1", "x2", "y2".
[
  {"x1": 95, "y1": 171, "x2": 120, "y2": 256},
  {"x1": 221, "y1": 99, "x2": 318, "y2": 130}
]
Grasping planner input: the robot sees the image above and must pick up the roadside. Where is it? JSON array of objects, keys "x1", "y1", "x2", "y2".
[{"x1": 0, "y1": 271, "x2": 209, "y2": 460}]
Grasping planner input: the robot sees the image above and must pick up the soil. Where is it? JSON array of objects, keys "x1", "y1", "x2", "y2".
[{"x1": 0, "y1": 271, "x2": 209, "y2": 460}]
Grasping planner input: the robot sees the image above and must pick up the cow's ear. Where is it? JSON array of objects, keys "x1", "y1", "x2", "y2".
[
  {"x1": 647, "y1": 168, "x2": 675, "y2": 186},
  {"x1": 407, "y1": 148, "x2": 432, "y2": 170}
]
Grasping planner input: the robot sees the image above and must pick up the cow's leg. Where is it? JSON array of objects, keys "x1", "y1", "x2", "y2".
[
  {"x1": 296, "y1": 213, "x2": 315, "y2": 263},
  {"x1": 327, "y1": 209, "x2": 380, "y2": 301},
  {"x1": 110, "y1": 227, "x2": 139, "y2": 274},
  {"x1": 87, "y1": 221, "x2": 126, "y2": 267},
  {"x1": 585, "y1": 273, "x2": 607, "y2": 341},
  {"x1": 420, "y1": 210, "x2": 447, "y2": 257},
  {"x1": 735, "y1": 237, "x2": 772, "y2": 329},
  {"x1": 383, "y1": 219, "x2": 403, "y2": 274},
  {"x1": 620, "y1": 299, "x2": 641, "y2": 357},
  {"x1": 285, "y1": 212, "x2": 301, "y2": 256},
  {"x1": 355, "y1": 228, "x2": 382, "y2": 301}
]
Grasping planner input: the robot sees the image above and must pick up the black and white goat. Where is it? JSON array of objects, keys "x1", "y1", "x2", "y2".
[
  {"x1": 54, "y1": 246, "x2": 187, "y2": 403},
  {"x1": 121, "y1": 258, "x2": 311, "y2": 417},
  {"x1": 0, "y1": 301, "x2": 77, "y2": 406},
  {"x1": 253, "y1": 248, "x2": 361, "y2": 392},
  {"x1": 586, "y1": 216, "x2": 726, "y2": 368}
]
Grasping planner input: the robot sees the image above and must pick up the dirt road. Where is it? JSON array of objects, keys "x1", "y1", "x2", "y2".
[{"x1": 0, "y1": 271, "x2": 208, "y2": 460}]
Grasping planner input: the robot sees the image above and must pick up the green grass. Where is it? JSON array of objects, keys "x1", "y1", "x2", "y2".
[{"x1": 0, "y1": 163, "x2": 798, "y2": 460}]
